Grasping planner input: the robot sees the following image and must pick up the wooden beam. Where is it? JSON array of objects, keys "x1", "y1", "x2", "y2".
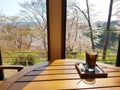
[
  {"x1": 0, "y1": 50, "x2": 4, "y2": 80},
  {"x1": 116, "y1": 37, "x2": 120, "y2": 66},
  {"x1": 47, "y1": 0, "x2": 63, "y2": 62}
]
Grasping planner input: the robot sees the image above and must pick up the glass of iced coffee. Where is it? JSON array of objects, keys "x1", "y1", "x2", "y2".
[{"x1": 86, "y1": 49, "x2": 98, "y2": 72}]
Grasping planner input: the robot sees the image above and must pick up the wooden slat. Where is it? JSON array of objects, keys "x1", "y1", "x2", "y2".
[
  {"x1": 26, "y1": 69, "x2": 77, "y2": 76},
  {"x1": 17, "y1": 74, "x2": 80, "y2": 82},
  {"x1": 84, "y1": 87, "x2": 120, "y2": 90},
  {"x1": 0, "y1": 65, "x2": 24, "y2": 71},
  {"x1": 7, "y1": 77, "x2": 120, "y2": 90}
]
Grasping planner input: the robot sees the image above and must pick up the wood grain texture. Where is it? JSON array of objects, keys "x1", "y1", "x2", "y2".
[{"x1": 1, "y1": 59, "x2": 120, "y2": 90}]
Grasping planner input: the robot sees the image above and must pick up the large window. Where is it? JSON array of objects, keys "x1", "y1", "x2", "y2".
[
  {"x1": 0, "y1": 0, "x2": 48, "y2": 66},
  {"x1": 66, "y1": 0, "x2": 120, "y2": 65}
]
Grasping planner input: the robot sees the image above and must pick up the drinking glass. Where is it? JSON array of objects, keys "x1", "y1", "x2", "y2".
[{"x1": 86, "y1": 49, "x2": 98, "y2": 72}]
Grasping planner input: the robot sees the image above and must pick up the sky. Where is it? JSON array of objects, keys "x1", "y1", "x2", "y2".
[
  {"x1": 0, "y1": 0, "x2": 25, "y2": 16},
  {"x1": 91, "y1": 0, "x2": 110, "y2": 21},
  {"x1": 0, "y1": 0, "x2": 117, "y2": 21},
  {"x1": 77, "y1": 0, "x2": 112, "y2": 21}
]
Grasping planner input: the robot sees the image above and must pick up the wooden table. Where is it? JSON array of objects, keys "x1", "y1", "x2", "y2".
[{"x1": 1, "y1": 59, "x2": 120, "y2": 90}]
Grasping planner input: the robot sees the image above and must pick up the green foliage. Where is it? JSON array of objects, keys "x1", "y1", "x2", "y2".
[
  {"x1": 5, "y1": 51, "x2": 18, "y2": 64},
  {"x1": 98, "y1": 56, "x2": 116, "y2": 65},
  {"x1": 4, "y1": 51, "x2": 41, "y2": 66},
  {"x1": 96, "y1": 27, "x2": 119, "y2": 49},
  {"x1": 15, "y1": 53, "x2": 34, "y2": 65},
  {"x1": 66, "y1": 50, "x2": 117, "y2": 65}
]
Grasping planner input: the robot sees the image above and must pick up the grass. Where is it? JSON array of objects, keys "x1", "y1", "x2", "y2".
[
  {"x1": 66, "y1": 51, "x2": 117, "y2": 65},
  {"x1": 2, "y1": 50, "x2": 117, "y2": 65}
]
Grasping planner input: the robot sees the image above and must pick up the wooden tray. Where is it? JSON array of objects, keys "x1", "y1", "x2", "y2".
[{"x1": 75, "y1": 63, "x2": 108, "y2": 78}]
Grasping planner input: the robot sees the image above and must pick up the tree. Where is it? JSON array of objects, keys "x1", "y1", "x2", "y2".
[
  {"x1": 85, "y1": 0, "x2": 95, "y2": 49},
  {"x1": 19, "y1": 0, "x2": 47, "y2": 52},
  {"x1": 102, "y1": 0, "x2": 113, "y2": 59},
  {"x1": 67, "y1": 0, "x2": 95, "y2": 50},
  {"x1": 0, "y1": 15, "x2": 33, "y2": 50},
  {"x1": 97, "y1": 27, "x2": 118, "y2": 49},
  {"x1": 66, "y1": 4, "x2": 86, "y2": 52}
]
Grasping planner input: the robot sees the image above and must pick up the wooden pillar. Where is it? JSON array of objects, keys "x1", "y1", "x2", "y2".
[
  {"x1": 116, "y1": 37, "x2": 120, "y2": 66},
  {"x1": 47, "y1": 0, "x2": 66, "y2": 62},
  {"x1": 0, "y1": 50, "x2": 4, "y2": 80}
]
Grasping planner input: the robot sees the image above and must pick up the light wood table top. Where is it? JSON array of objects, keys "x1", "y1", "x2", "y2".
[{"x1": 1, "y1": 59, "x2": 120, "y2": 90}]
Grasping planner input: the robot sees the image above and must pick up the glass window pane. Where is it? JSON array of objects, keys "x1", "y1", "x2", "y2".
[
  {"x1": 66, "y1": 0, "x2": 120, "y2": 65},
  {"x1": 0, "y1": 0, "x2": 48, "y2": 66}
]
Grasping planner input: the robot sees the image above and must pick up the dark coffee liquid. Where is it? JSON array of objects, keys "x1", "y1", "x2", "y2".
[{"x1": 86, "y1": 52, "x2": 98, "y2": 69}]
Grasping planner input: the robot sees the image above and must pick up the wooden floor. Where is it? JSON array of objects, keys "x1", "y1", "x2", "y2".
[{"x1": 1, "y1": 59, "x2": 120, "y2": 90}]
